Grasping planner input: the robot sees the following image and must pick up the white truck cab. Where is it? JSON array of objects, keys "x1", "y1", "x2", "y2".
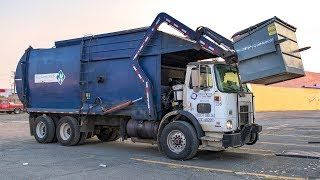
[{"x1": 171, "y1": 61, "x2": 261, "y2": 151}]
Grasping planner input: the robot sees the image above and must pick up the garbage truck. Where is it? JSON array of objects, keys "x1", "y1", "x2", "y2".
[{"x1": 15, "y1": 13, "x2": 307, "y2": 160}]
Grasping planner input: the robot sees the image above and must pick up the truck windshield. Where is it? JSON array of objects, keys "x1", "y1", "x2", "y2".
[{"x1": 215, "y1": 64, "x2": 249, "y2": 93}]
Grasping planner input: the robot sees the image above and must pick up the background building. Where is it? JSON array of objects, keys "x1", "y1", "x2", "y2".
[{"x1": 251, "y1": 71, "x2": 320, "y2": 111}]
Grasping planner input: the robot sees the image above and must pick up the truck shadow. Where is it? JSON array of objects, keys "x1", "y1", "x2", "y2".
[
  {"x1": 84, "y1": 139, "x2": 251, "y2": 161},
  {"x1": 195, "y1": 150, "x2": 251, "y2": 161},
  {"x1": 17, "y1": 137, "x2": 257, "y2": 163}
]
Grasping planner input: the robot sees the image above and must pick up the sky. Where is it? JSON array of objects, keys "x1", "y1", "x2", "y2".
[{"x1": 0, "y1": 0, "x2": 319, "y2": 88}]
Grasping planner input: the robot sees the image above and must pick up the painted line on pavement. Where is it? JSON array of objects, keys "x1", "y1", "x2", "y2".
[
  {"x1": 258, "y1": 141, "x2": 320, "y2": 148},
  {"x1": 1, "y1": 121, "x2": 28, "y2": 123},
  {"x1": 228, "y1": 148, "x2": 274, "y2": 156},
  {"x1": 239, "y1": 147, "x2": 274, "y2": 153},
  {"x1": 294, "y1": 129, "x2": 320, "y2": 132},
  {"x1": 131, "y1": 158, "x2": 304, "y2": 180},
  {"x1": 227, "y1": 151, "x2": 273, "y2": 156},
  {"x1": 265, "y1": 124, "x2": 289, "y2": 130},
  {"x1": 275, "y1": 128, "x2": 320, "y2": 132},
  {"x1": 290, "y1": 126, "x2": 320, "y2": 129},
  {"x1": 261, "y1": 133, "x2": 320, "y2": 139}
]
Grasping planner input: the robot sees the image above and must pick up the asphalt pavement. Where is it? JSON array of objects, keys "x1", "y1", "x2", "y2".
[{"x1": 0, "y1": 111, "x2": 319, "y2": 179}]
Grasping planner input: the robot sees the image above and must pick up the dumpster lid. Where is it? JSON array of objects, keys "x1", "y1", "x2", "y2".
[{"x1": 231, "y1": 16, "x2": 296, "y2": 41}]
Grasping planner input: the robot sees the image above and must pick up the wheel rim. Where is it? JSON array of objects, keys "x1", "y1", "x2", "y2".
[
  {"x1": 167, "y1": 130, "x2": 186, "y2": 153},
  {"x1": 36, "y1": 121, "x2": 46, "y2": 138},
  {"x1": 60, "y1": 123, "x2": 71, "y2": 141}
]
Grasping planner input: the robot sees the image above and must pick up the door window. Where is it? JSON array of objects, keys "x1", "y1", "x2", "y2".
[{"x1": 189, "y1": 65, "x2": 213, "y2": 90}]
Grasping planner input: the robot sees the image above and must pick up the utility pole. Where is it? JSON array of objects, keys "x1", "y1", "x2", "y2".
[{"x1": 11, "y1": 71, "x2": 16, "y2": 94}]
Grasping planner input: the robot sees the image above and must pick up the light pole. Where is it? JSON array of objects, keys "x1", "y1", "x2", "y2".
[{"x1": 11, "y1": 71, "x2": 16, "y2": 94}]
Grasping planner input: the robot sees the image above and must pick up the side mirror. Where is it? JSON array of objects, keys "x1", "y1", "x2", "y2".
[{"x1": 191, "y1": 68, "x2": 200, "y2": 92}]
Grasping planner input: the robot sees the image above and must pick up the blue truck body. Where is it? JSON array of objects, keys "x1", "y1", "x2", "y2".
[{"x1": 15, "y1": 27, "x2": 213, "y2": 120}]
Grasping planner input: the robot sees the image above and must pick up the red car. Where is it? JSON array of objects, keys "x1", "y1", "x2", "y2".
[{"x1": 0, "y1": 99, "x2": 24, "y2": 114}]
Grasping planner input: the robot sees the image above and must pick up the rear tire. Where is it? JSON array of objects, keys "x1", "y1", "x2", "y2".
[
  {"x1": 56, "y1": 116, "x2": 80, "y2": 146},
  {"x1": 97, "y1": 128, "x2": 120, "y2": 142},
  {"x1": 160, "y1": 121, "x2": 199, "y2": 160},
  {"x1": 14, "y1": 108, "x2": 21, "y2": 114},
  {"x1": 33, "y1": 115, "x2": 55, "y2": 143}
]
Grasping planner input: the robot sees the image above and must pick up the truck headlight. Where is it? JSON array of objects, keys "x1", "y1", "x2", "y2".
[{"x1": 226, "y1": 120, "x2": 233, "y2": 129}]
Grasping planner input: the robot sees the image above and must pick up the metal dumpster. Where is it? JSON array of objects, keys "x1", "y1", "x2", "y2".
[{"x1": 232, "y1": 17, "x2": 305, "y2": 84}]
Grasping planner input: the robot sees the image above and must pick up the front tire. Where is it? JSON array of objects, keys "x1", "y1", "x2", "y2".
[
  {"x1": 160, "y1": 121, "x2": 199, "y2": 160},
  {"x1": 56, "y1": 116, "x2": 80, "y2": 146},
  {"x1": 33, "y1": 115, "x2": 55, "y2": 143}
]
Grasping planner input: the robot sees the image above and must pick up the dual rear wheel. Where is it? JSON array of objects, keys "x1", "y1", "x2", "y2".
[
  {"x1": 33, "y1": 116, "x2": 85, "y2": 146},
  {"x1": 33, "y1": 116, "x2": 55, "y2": 143},
  {"x1": 33, "y1": 115, "x2": 119, "y2": 146},
  {"x1": 56, "y1": 116, "x2": 81, "y2": 146}
]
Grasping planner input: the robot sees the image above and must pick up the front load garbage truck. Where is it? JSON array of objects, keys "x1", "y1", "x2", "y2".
[{"x1": 15, "y1": 13, "x2": 308, "y2": 160}]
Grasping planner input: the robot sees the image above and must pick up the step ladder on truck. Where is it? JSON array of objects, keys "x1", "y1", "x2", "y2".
[{"x1": 15, "y1": 12, "x2": 309, "y2": 160}]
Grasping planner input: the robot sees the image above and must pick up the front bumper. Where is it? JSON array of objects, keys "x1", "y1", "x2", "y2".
[{"x1": 222, "y1": 124, "x2": 262, "y2": 148}]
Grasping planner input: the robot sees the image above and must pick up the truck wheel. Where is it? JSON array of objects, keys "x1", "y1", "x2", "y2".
[
  {"x1": 56, "y1": 116, "x2": 80, "y2": 146},
  {"x1": 14, "y1": 108, "x2": 21, "y2": 114},
  {"x1": 246, "y1": 133, "x2": 259, "y2": 145},
  {"x1": 97, "y1": 128, "x2": 120, "y2": 142},
  {"x1": 160, "y1": 121, "x2": 199, "y2": 160},
  {"x1": 33, "y1": 116, "x2": 55, "y2": 143}
]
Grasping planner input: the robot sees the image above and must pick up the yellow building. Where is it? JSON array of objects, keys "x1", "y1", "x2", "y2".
[{"x1": 250, "y1": 72, "x2": 320, "y2": 111}]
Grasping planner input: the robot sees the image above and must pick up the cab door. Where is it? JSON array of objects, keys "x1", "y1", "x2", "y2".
[{"x1": 183, "y1": 64, "x2": 216, "y2": 132}]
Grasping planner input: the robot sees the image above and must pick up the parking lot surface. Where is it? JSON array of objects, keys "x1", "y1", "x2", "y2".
[{"x1": 0, "y1": 111, "x2": 319, "y2": 179}]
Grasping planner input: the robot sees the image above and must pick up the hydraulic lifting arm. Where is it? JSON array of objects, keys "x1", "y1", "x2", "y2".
[{"x1": 130, "y1": 12, "x2": 237, "y2": 119}]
